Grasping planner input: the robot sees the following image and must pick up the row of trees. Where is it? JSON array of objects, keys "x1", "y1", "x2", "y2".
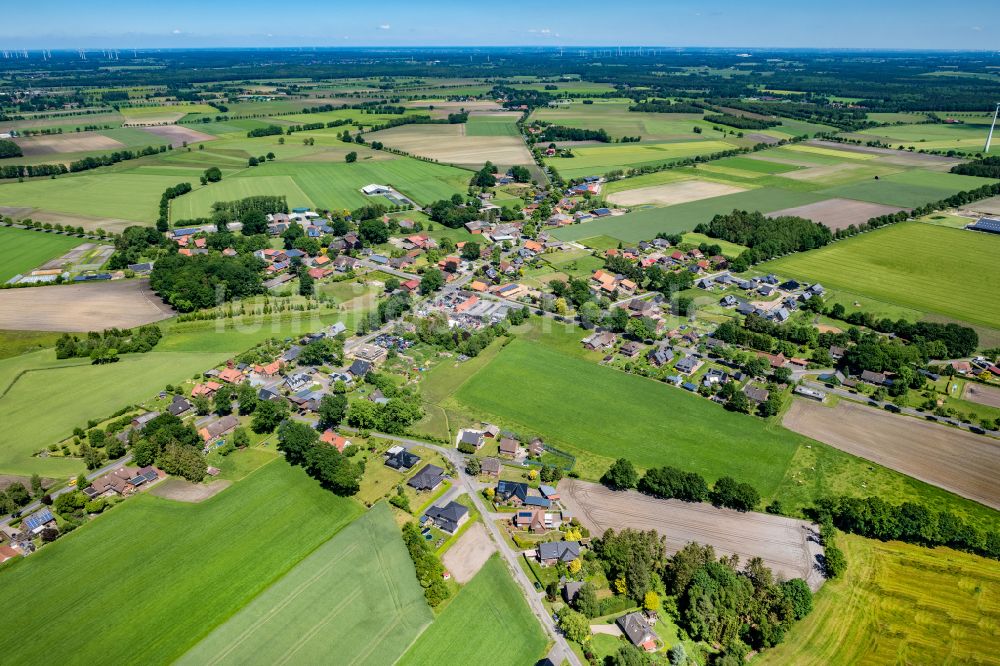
[
  {"x1": 601, "y1": 459, "x2": 761, "y2": 512},
  {"x1": 815, "y1": 495, "x2": 1000, "y2": 560},
  {"x1": 951, "y1": 155, "x2": 1000, "y2": 178},
  {"x1": 0, "y1": 144, "x2": 169, "y2": 180},
  {"x1": 628, "y1": 99, "x2": 703, "y2": 114},
  {"x1": 157, "y1": 181, "x2": 193, "y2": 231},
  {"x1": 401, "y1": 522, "x2": 451, "y2": 607},
  {"x1": 704, "y1": 113, "x2": 781, "y2": 130}
]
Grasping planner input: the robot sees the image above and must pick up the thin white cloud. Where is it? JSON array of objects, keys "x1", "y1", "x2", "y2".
[
  {"x1": 172, "y1": 29, "x2": 182, "y2": 35},
  {"x1": 378, "y1": 24, "x2": 391, "y2": 30},
  {"x1": 971, "y1": 25, "x2": 982, "y2": 31}
]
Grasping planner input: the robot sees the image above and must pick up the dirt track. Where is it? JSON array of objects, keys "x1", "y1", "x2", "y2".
[
  {"x1": 766, "y1": 197, "x2": 905, "y2": 231},
  {"x1": 559, "y1": 479, "x2": 825, "y2": 591},
  {"x1": 0, "y1": 278, "x2": 175, "y2": 331},
  {"x1": 442, "y1": 522, "x2": 496, "y2": 583},
  {"x1": 783, "y1": 399, "x2": 1000, "y2": 510},
  {"x1": 607, "y1": 180, "x2": 745, "y2": 207}
]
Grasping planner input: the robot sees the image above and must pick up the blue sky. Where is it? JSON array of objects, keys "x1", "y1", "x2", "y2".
[{"x1": 2, "y1": 0, "x2": 997, "y2": 50}]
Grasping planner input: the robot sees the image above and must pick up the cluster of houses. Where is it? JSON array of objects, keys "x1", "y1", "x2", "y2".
[
  {"x1": 715, "y1": 276, "x2": 825, "y2": 324},
  {"x1": 608, "y1": 240, "x2": 728, "y2": 276}
]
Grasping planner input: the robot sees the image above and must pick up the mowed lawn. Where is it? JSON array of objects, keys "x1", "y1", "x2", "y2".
[
  {"x1": 761, "y1": 222, "x2": 1000, "y2": 329},
  {"x1": 179, "y1": 502, "x2": 430, "y2": 666},
  {"x1": 0, "y1": 461, "x2": 364, "y2": 665},
  {"x1": 398, "y1": 555, "x2": 549, "y2": 666},
  {"x1": 0, "y1": 227, "x2": 86, "y2": 282},
  {"x1": 0, "y1": 349, "x2": 229, "y2": 476},
  {"x1": 757, "y1": 534, "x2": 1000, "y2": 665},
  {"x1": 0, "y1": 172, "x2": 190, "y2": 223},
  {"x1": 452, "y1": 339, "x2": 802, "y2": 494},
  {"x1": 553, "y1": 187, "x2": 826, "y2": 242}
]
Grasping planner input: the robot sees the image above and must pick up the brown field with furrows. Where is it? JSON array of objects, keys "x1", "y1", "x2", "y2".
[
  {"x1": 13, "y1": 132, "x2": 125, "y2": 156},
  {"x1": 783, "y1": 399, "x2": 1000, "y2": 510},
  {"x1": 607, "y1": 180, "x2": 746, "y2": 207},
  {"x1": 0, "y1": 279, "x2": 175, "y2": 331},
  {"x1": 807, "y1": 140, "x2": 964, "y2": 166},
  {"x1": 778, "y1": 162, "x2": 864, "y2": 182},
  {"x1": 966, "y1": 195, "x2": 1000, "y2": 216},
  {"x1": 367, "y1": 123, "x2": 533, "y2": 168},
  {"x1": 138, "y1": 125, "x2": 215, "y2": 147},
  {"x1": 964, "y1": 382, "x2": 1000, "y2": 409},
  {"x1": 744, "y1": 133, "x2": 781, "y2": 145},
  {"x1": 442, "y1": 522, "x2": 496, "y2": 583},
  {"x1": 766, "y1": 198, "x2": 906, "y2": 231},
  {"x1": 559, "y1": 479, "x2": 825, "y2": 591}
]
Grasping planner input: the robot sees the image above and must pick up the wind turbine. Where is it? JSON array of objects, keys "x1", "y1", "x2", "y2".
[{"x1": 986, "y1": 102, "x2": 1000, "y2": 153}]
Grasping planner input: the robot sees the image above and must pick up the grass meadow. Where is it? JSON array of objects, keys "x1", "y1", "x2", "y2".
[
  {"x1": 761, "y1": 222, "x2": 1000, "y2": 329},
  {"x1": 0, "y1": 349, "x2": 229, "y2": 476},
  {"x1": 0, "y1": 171, "x2": 189, "y2": 223},
  {"x1": 466, "y1": 114, "x2": 521, "y2": 137},
  {"x1": 0, "y1": 460, "x2": 364, "y2": 664},
  {"x1": 0, "y1": 227, "x2": 87, "y2": 282},
  {"x1": 821, "y1": 170, "x2": 999, "y2": 207},
  {"x1": 179, "y1": 502, "x2": 430, "y2": 666},
  {"x1": 757, "y1": 535, "x2": 1000, "y2": 665},
  {"x1": 398, "y1": 554, "x2": 549, "y2": 666},
  {"x1": 855, "y1": 121, "x2": 1000, "y2": 154},
  {"x1": 452, "y1": 338, "x2": 803, "y2": 494},
  {"x1": 546, "y1": 140, "x2": 737, "y2": 180}
]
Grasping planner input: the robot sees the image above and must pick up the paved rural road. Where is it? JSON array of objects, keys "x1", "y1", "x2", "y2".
[
  {"x1": 365, "y1": 432, "x2": 583, "y2": 666},
  {"x1": 801, "y1": 379, "x2": 1000, "y2": 441},
  {"x1": 1, "y1": 454, "x2": 133, "y2": 529}
]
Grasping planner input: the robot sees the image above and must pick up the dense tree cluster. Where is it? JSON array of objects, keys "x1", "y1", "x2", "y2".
[
  {"x1": 157, "y1": 182, "x2": 193, "y2": 231},
  {"x1": 606, "y1": 460, "x2": 762, "y2": 512},
  {"x1": 707, "y1": 97, "x2": 869, "y2": 130},
  {"x1": 277, "y1": 420, "x2": 364, "y2": 495},
  {"x1": 131, "y1": 413, "x2": 206, "y2": 482},
  {"x1": 695, "y1": 210, "x2": 832, "y2": 270},
  {"x1": 428, "y1": 196, "x2": 480, "y2": 228},
  {"x1": 210, "y1": 195, "x2": 287, "y2": 226},
  {"x1": 537, "y1": 125, "x2": 611, "y2": 142},
  {"x1": 55, "y1": 325, "x2": 162, "y2": 360},
  {"x1": 149, "y1": 253, "x2": 264, "y2": 312},
  {"x1": 665, "y1": 543, "x2": 814, "y2": 659},
  {"x1": 107, "y1": 225, "x2": 168, "y2": 269},
  {"x1": 0, "y1": 138, "x2": 22, "y2": 158},
  {"x1": 951, "y1": 155, "x2": 1000, "y2": 179},
  {"x1": 345, "y1": 378, "x2": 423, "y2": 435},
  {"x1": 402, "y1": 522, "x2": 451, "y2": 606},
  {"x1": 415, "y1": 311, "x2": 508, "y2": 357}
]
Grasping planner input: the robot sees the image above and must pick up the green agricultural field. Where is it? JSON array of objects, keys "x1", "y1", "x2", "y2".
[
  {"x1": 553, "y1": 187, "x2": 827, "y2": 242},
  {"x1": 452, "y1": 338, "x2": 803, "y2": 494},
  {"x1": 0, "y1": 330, "x2": 65, "y2": 360},
  {"x1": 466, "y1": 114, "x2": 521, "y2": 137},
  {"x1": 856, "y1": 121, "x2": 1000, "y2": 154},
  {"x1": 0, "y1": 349, "x2": 229, "y2": 476},
  {"x1": 118, "y1": 103, "x2": 218, "y2": 121},
  {"x1": 170, "y1": 175, "x2": 314, "y2": 220},
  {"x1": 757, "y1": 535, "x2": 1000, "y2": 665},
  {"x1": 530, "y1": 100, "x2": 713, "y2": 142},
  {"x1": 601, "y1": 169, "x2": 694, "y2": 195},
  {"x1": 180, "y1": 502, "x2": 430, "y2": 666},
  {"x1": 0, "y1": 172, "x2": 190, "y2": 223},
  {"x1": 821, "y1": 169, "x2": 998, "y2": 207},
  {"x1": 0, "y1": 227, "x2": 87, "y2": 282},
  {"x1": 0, "y1": 461, "x2": 363, "y2": 665},
  {"x1": 398, "y1": 555, "x2": 548, "y2": 666},
  {"x1": 760, "y1": 222, "x2": 1000, "y2": 329},
  {"x1": 171, "y1": 157, "x2": 471, "y2": 218},
  {"x1": 546, "y1": 140, "x2": 737, "y2": 180}
]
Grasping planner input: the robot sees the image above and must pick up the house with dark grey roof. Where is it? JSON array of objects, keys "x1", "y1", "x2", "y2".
[
  {"x1": 744, "y1": 386, "x2": 770, "y2": 404},
  {"x1": 563, "y1": 581, "x2": 585, "y2": 604},
  {"x1": 861, "y1": 370, "x2": 887, "y2": 385},
  {"x1": 496, "y1": 480, "x2": 530, "y2": 505},
  {"x1": 348, "y1": 359, "x2": 373, "y2": 377},
  {"x1": 386, "y1": 449, "x2": 421, "y2": 471},
  {"x1": 22, "y1": 508, "x2": 55, "y2": 535},
  {"x1": 459, "y1": 429, "x2": 485, "y2": 449},
  {"x1": 480, "y1": 457, "x2": 502, "y2": 477},
  {"x1": 647, "y1": 347, "x2": 674, "y2": 367},
  {"x1": 674, "y1": 355, "x2": 699, "y2": 375},
  {"x1": 537, "y1": 540, "x2": 581, "y2": 566},
  {"x1": 408, "y1": 464, "x2": 445, "y2": 491},
  {"x1": 167, "y1": 395, "x2": 193, "y2": 417},
  {"x1": 968, "y1": 217, "x2": 1000, "y2": 234},
  {"x1": 423, "y1": 501, "x2": 469, "y2": 534},
  {"x1": 617, "y1": 612, "x2": 658, "y2": 651}
]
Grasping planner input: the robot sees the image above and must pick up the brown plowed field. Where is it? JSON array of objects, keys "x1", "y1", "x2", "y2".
[
  {"x1": 963, "y1": 382, "x2": 1000, "y2": 409},
  {"x1": 0, "y1": 278, "x2": 175, "y2": 331},
  {"x1": 559, "y1": 479, "x2": 825, "y2": 591},
  {"x1": 783, "y1": 398, "x2": 1000, "y2": 510},
  {"x1": 766, "y1": 198, "x2": 905, "y2": 231},
  {"x1": 138, "y1": 125, "x2": 215, "y2": 147},
  {"x1": 14, "y1": 133, "x2": 125, "y2": 156}
]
